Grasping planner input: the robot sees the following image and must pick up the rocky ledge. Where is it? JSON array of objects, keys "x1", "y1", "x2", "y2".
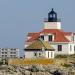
[{"x1": 0, "y1": 64, "x2": 75, "y2": 75}]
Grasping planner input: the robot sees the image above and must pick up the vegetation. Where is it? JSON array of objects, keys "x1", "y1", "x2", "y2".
[
  {"x1": 8, "y1": 58, "x2": 54, "y2": 65},
  {"x1": 55, "y1": 55, "x2": 68, "y2": 58},
  {"x1": 8, "y1": 54, "x2": 75, "y2": 66},
  {"x1": 62, "y1": 63, "x2": 71, "y2": 68},
  {"x1": 0, "y1": 61, "x2": 3, "y2": 65},
  {"x1": 0, "y1": 59, "x2": 8, "y2": 65},
  {"x1": 70, "y1": 54, "x2": 75, "y2": 58},
  {"x1": 55, "y1": 54, "x2": 75, "y2": 59}
]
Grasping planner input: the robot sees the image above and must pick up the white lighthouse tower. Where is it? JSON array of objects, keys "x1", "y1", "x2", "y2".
[{"x1": 44, "y1": 8, "x2": 61, "y2": 29}]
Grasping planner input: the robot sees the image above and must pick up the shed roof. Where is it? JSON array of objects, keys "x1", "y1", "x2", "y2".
[{"x1": 25, "y1": 39, "x2": 54, "y2": 51}]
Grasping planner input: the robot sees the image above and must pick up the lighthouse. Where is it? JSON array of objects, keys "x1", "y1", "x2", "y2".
[{"x1": 44, "y1": 8, "x2": 61, "y2": 29}]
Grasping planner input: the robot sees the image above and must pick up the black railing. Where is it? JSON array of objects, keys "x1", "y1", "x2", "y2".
[{"x1": 44, "y1": 18, "x2": 61, "y2": 22}]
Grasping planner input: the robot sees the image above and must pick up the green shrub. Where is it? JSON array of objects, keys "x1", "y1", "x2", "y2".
[
  {"x1": 0, "y1": 61, "x2": 3, "y2": 65},
  {"x1": 62, "y1": 64, "x2": 71, "y2": 67},
  {"x1": 55, "y1": 55, "x2": 68, "y2": 58},
  {"x1": 0, "y1": 59, "x2": 8, "y2": 65},
  {"x1": 70, "y1": 54, "x2": 75, "y2": 58}
]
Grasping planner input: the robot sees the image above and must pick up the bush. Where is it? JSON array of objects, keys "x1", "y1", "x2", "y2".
[
  {"x1": 62, "y1": 64, "x2": 71, "y2": 67},
  {"x1": 0, "y1": 61, "x2": 3, "y2": 65},
  {"x1": 1, "y1": 59, "x2": 8, "y2": 65},
  {"x1": 55, "y1": 55, "x2": 68, "y2": 58},
  {"x1": 70, "y1": 54, "x2": 75, "y2": 58}
]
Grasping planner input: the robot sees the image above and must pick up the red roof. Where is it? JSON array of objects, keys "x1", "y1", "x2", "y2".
[
  {"x1": 63, "y1": 32, "x2": 72, "y2": 35},
  {"x1": 27, "y1": 29, "x2": 71, "y2": 42},
  {"x1": 28, "y1": 33, "x2": 39, "y2": 36},
  {"x1": 27, "y1": 33, "x2": 40, "y2": 42},
  {"x1": 73, "y1": 33, "x2": 75, "y2": 35},
  {"x1": 41, "y1": 29, "x2": 70, "y2": 42}
]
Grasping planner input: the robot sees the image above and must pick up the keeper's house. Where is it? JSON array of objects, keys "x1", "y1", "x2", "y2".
[{"x1": 24, "y1": 9, "x2": 75, "y2": 59}]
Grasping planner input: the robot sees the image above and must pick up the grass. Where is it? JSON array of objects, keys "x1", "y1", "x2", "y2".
[
  {"x1": 8, "y1": 54, "x2": 75, "y2": 65},
  {"x1": 62, "y1": 63, "x2": 71, "y2": 68},
  {"x1": 55, "y1": 54, "x2": 75, "y2": 58},
  {"x1": 69, "y1": 54, "x2": 75, "y2": 58},
  {"x1": 8, "y1": 58, "x2": 54, "y2": 65},
  {"x1": 55, "y1": 55, "x2": 68, "y2": 58}
]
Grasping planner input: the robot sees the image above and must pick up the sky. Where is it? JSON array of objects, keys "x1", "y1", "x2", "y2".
[{"x1": 0, "y1": 0, "x2": 75, "y2": 56}]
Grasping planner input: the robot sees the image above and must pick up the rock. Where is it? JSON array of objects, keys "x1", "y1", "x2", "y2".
[{"x1": 25, "y1": 70, "x2": 31, "y2": 75}]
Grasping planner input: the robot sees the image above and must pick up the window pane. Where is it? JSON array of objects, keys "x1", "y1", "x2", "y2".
[
  {"x1": 34, "y1": 52, "x2": 37, "y2": 56},
  {"x1": 51, "y1": 52, "x2": 53, "y2": 57},
  {"x1": 70, "y1": 45, "x2": 72, "y2": 51},
  {"x1": 58, "y1": 45, "x2": 62, "y2": 51},
  {"x1": 50, "y1": 15, "x2": 52, "y2": 18},
  {"x1": 48, "y1": 52, "x2": 49, "y2": 58},
  {"x1": 48, "y1": 35, "x2": 52, "y2": 41},
  {"x1": 40, "y1": 35, "x2": 44, "y2": 40},
  {"x1": 5, "y1": 52, "x2": 7, "y2": 54},
  {"x1": 74, "y1": 46, "x2": 75, "y2": 51},
  {"x1": 53, "y1": 14, "x2": 55, "y2": 18}
]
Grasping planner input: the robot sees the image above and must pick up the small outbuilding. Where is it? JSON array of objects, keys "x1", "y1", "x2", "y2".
[{"x1": 25, "y1": 39, "x2": 54, "y2": 59}]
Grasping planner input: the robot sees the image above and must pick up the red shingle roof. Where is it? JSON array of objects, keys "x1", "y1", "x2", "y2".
[
  {"x1": 27, "y1": 29, "x2": 71, "y2": 42},
  {"x1": 28, "y1": 33, "x2": 39, "y2": 36},
  {"x1": 63, "y1": 32, "x2": 72, "y2": 35},
  {"x1": 41, "y1": 29, "x2": 70, "y2": 42},
  {"x1": 27, "y1": 33, "x2": 40, "y2": 42}
]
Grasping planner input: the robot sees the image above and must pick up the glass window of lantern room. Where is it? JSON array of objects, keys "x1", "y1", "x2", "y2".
[
  {"x1": 50, "y1": 14, "x2": 52, "y2": 18},
  {"x1": 53, "y1": 14, "x2": 55, "y2": 18}
]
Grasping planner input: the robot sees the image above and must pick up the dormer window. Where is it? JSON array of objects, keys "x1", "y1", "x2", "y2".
[
  {"x1": 40, "y1": 35, "x2": 44, "y2": 40},
  {"x1": 48, "y1": 35, "x2": 52, "y2": 41}
]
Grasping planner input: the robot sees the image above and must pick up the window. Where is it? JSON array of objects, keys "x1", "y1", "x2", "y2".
[
  {"x1": 5, "y1": 55, "x2": 7, "y2": 57},
  {"x1": 73, "y1": 36, "x2": 74, "y2": 42},
  {"x1": 2, "y1": 52, "x2": 4, "y2": 54},
  {"x1": 53, "y1": 14, "x2": 55, "y2": 18},
  {"x1": 34, "y1": 52, "x2": 37, "y2": 57},
  {"x1": 48, "y1": 51, "x2": 49, "y2": 58},
  {"x1": 14, "y1": 49, "x2": 16, "y2": 50},
  {"x1": 39, "y1": 53, "x2": 41, "y2": 57},
  {"x1": 51, "y1": 52, "x2": 53, "y2": 57},
  {"x1": 5, "y1": 49, "x2": 8, "y2": 51},
  {"x1": 70, "y1": 45, "x2": 72, "y2": 51},
  {"x1": 58, "y1": 45, "x2": 62, "y2": 51},
  {"x1": 10, "y1": 52, "x2": 13, "y2": 54},
  {"x1": 14, "y1": 55, "x2": 16, "y2": 58},
  {"x1": 2, "y1": 55, "x2": 4, "y2": 57},
  {"x1": 48, "y1": 35, "x2": 52, "y2": 41},
  {"x1": 14, "y1": 52, "x2": 16, "y2": 54},
  {"x1": 2, "y1": 49, "x2": 4, "y2": 51},
  {"x1": 10, "y1": 55, "x2": 12, "y2": 58},
  {"x1": 50, "y1": 14, "x2": 52, "y2": 18},
  {"x1": 74, "y1": 45, "x2": 75, "y2": 51},
  {"x1": 40, "y1": 35, "x2": 44, "y2": 40},
  {"x1": 5, "y1": 52, "x2": 7, "y2": 54}
]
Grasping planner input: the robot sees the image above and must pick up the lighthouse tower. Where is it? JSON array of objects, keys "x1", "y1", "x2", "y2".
[{"x1": 44, "y1": 8, "x2": 61, "y2": 29}]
